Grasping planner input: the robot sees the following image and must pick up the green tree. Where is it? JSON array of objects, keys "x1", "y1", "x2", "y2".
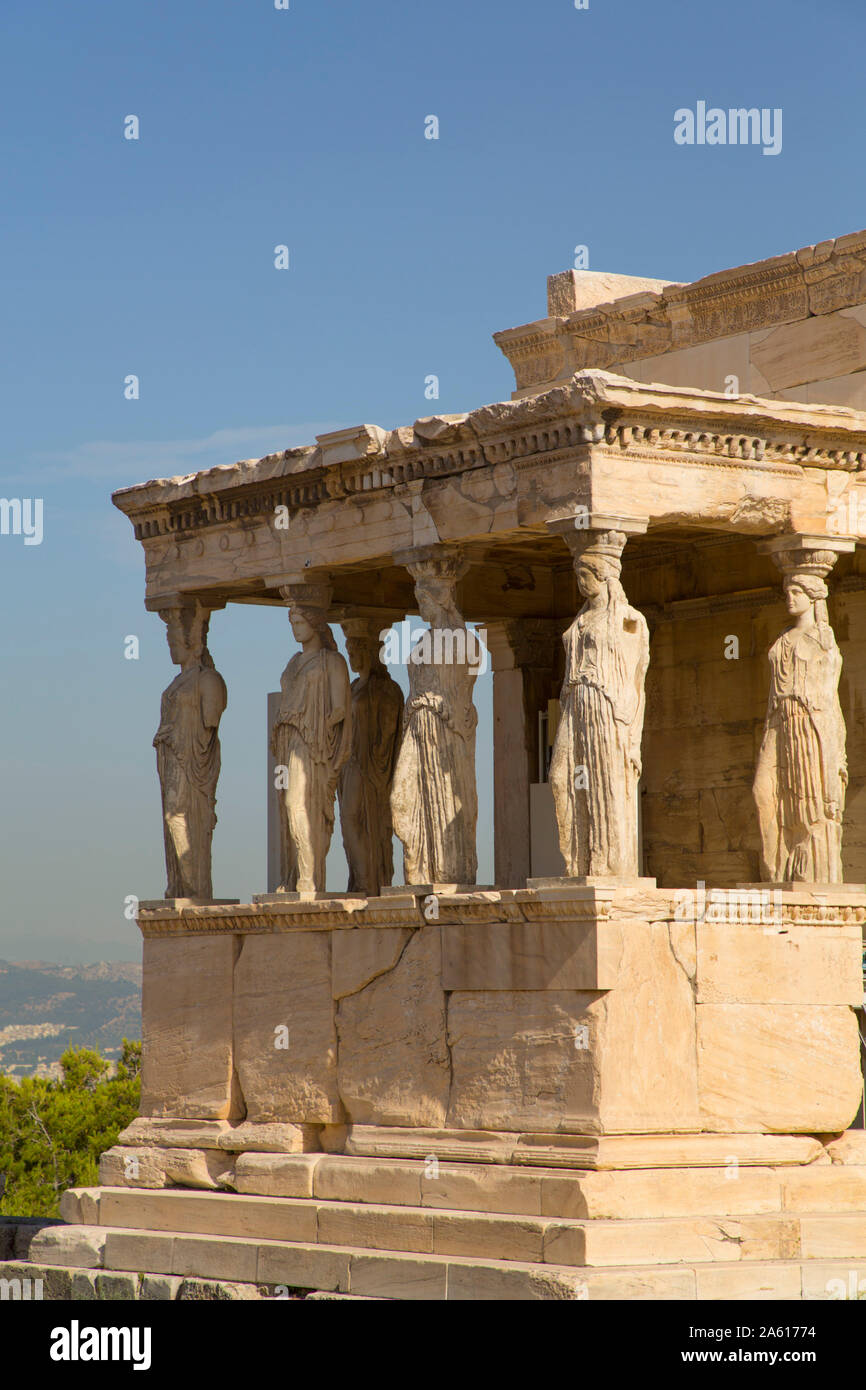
[{"x1": 0, "y1": 1040, "x2": 141, "y2": 1217}]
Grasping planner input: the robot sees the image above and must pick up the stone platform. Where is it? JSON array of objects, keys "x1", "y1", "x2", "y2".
[
  {"x1": 8, "y1": 1129, "x2": 866, "y2": 1300},
  {"x1": 10, "y1": 883, "x2": 861, "y2": 1301},
  {"x1": 135, "y1": 885, "x2": 865, "y2": 1137}
]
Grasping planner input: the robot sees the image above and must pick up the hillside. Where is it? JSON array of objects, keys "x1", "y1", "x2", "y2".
[{"x1": 0, "y1": 960, "x2": 141, "y2": 1078}]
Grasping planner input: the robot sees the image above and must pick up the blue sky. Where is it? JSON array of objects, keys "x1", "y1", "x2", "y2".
[{"x1": 0, "y1": 0, "x2": 864, "y2": 960}]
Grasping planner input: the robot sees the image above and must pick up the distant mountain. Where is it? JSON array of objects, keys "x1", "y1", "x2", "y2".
[{"x1": 0, "y1": 960, "x2": 141, "y2": 1079}]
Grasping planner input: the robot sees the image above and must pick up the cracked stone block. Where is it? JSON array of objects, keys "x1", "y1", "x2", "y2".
[
  {"x1": 118, "y1": 1118, "x2": 232, "y2": 1149},
  {"x1": 177, "y1": 1278, "x2": 263, "y2": 1300},
  {"x1": 29, "y1": 1225, "x2": 107, "y2": 1270},
  {"x1": 70, "y1": 1270, "x2": 99, "y2": 1299},
  {"x1": 332, "y1": 928, "x2": 413, "y2": 999},
  {"x1": 141, "y1": 936, "x2": 236, "y2": 1120},
  {"x1": 337, "y1": 925, "x2": 450, "y2": 1127},
  {"x1": 234, "y1": 933, "x2": 343, "y2": 1123},
  {"x1": 98, "y1": 1145, "x2": 236, "y2": 1191},
  {"x1": 217, "y1": 1122, "x2": 322, "y2": 1153},
  {"x1": 96, "y1": 1272, "x2": 140, "y2": 1300},
  {"x1": 141, "y1": 1275, "x2": 183, "y2": 1300},
  {"x1": 447, "y1": 919, "x2": 700, "y2": 1135},
  {"x1": 441, "y1": 919, "x2": 621, "y2": 991},
  {"x1": 697, "y1": 1003, "x2": 863, "y2": 1132},
  {"x1": 447, "y1": 990, "x2": 599, "y2": 1133}
]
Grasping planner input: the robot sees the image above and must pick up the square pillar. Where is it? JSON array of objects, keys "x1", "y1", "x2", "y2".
[{"x1": 485, "y1": 619, "x2": 567, "y2": 888}]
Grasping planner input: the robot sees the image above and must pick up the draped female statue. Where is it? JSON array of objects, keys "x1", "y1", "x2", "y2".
[
  {"x1": 338, "y1": 619, "x2": 403, "y2": 895},
  {"x1": 549, "y1": 530, "x2": 649, "y2": 878},
  {"x1": 272, "y1": 602, "x2": 352, "y2": 893},
  {"x1": 391, "y1": 552, "x2": 479, "y2": 885},
  {"x1": 154, "y1": 601, "x2": 227, "y2": 900},
  {"x1": 753, "y1": 559, "x2": 847, "y2": 883}
]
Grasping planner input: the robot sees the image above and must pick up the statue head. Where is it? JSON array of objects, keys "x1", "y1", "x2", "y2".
[
  {"x1": 161, "y1": 601, "x2": 211, "y2": 668},
  {"x1": 772, "y1": 548, "x2": 837, "y2": 629},
  {"x1": 398, "y1": 547, "x2": 468, "y2": 630},
  {"x1": 341, "y1": 617, "x2": 389, "y2": 678},
  {"x1": 577, "y1": 557, "x2": 609, "y2": 600},
  {"x1": 289, "y1": 603, "x2": 337, "y2": 651},
  {"x1": 784, "y1": 572, "x2": 828, "y2": 624},
  {"x1": 575, "y1": 533, "x2": 628, "y2": 608},
  {"x1": 416, "y1": 576, "x2": 456, "y2": 627},
  {"x1": 343, "y1": 635, "x2": 366, "y2": 674}
]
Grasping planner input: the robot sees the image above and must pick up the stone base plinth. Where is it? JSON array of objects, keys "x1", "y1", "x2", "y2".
[
  {"x1": 527, "y1": 876, "x2": 658, "y2": 890},
  {"x1": 135, "y1": 884, "x2": 865, "y2": 1137},
  {"x1": 380, "y1": 884, "x2": 498, "y2": 896},
  {"x1": 7, "y1": 1129, "x2": 866, "y2": 1301},
  {"x1": 138, "y1": 898, "x2": 240, "y2": 910}
]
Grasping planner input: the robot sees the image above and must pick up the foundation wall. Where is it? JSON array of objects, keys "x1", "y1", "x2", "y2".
[
  {"x1": 622, "y1": 306, "x2": 866, "y2": 411},
  {"x1": 137, "y1": 889, "x2": 865, "y2": 1140}
]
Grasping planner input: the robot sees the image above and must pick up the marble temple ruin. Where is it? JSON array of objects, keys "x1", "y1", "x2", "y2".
[{"x1": 20, "y1": 230, "x2": 866, "y2": 1301}]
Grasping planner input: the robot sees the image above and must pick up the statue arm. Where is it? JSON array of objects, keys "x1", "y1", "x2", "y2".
[
  {"x1": 200, "y1": 670, "x2": 227, "y2": 729},
  {"x1": 326, "y1": 657, "x2": 350, "y2": 730},
  {"x1": 613, "y1": 612, "x2": 650, "y2": 734}
]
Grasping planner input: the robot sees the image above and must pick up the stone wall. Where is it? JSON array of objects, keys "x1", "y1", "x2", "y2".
[
  {"x1": 137, "y1": 890, "x2": 865, "y2": 1141},
  {"x1": 624, "y1": 307, "x2": 866, "y2": 412},
  {"x1": 496, "y1": 232, "x2": 866, "y2": 408}
]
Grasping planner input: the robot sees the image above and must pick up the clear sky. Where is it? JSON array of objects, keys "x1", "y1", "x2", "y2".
[{"x1": 1, "y1": 0, "x2": 863, "y2": 961}]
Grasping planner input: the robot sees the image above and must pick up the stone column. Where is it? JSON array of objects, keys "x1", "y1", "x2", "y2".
[
  {"x1": 485, "y1": 619, "x2": 567, "y2": 889},
  {"x1": 268, "y1": 575, "x2": 352, "y2": 894},
  {"x1": 753, "y1": 534, "x2": 855, "y2": 885},
  {"x1": 337, "y1": 615, "x2": 404, "y2": 895},
  {"x1": 150, "y1": 595, "x2": 227, "y2": 902},
  {"x1": 544, "y1": 513, "x2": 650, "y2": 880},
  {"x1": 390, "y1": 545, "x2": 479, "y2": 887}
]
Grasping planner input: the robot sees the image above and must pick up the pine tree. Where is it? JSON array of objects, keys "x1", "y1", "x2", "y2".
[{"x1": 0, "y1": 1040, "x2": 141, "y2": 1217}]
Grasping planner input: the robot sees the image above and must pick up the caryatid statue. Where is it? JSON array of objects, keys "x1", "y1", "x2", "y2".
[
  {"x1": 391, "y1": 548, "x2": 479, "y2": 886},
  {"x1": 753, "y1": 544, "x2": 850, "y2": 884},
  {"x1": 271, "y1": 585, "x2": 352, "y2": 894},
  {"x1": 338, "y1": 618, "x2": 404, "y2": 895},
  {"x1": 153, "y1": 599, "x2": 227, "y2": 900},
  {"x1": 548, "y1": 522, "x2": 650, "y2": 878}
]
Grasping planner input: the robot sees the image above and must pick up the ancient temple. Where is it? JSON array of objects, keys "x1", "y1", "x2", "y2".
[{"x1": 17, "y1": 231, "x2": 866, "y2": 1301}]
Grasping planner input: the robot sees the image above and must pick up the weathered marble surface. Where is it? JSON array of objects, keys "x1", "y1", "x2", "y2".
[
  {"x1": 153, "y1": 600, "x2": 227, "y2": 900},
  {"x1": 272, "y1": 593, "x2": 351, "y2": 893},
  {"x1": 549, "y1": 525, "x2": 649, "y2": 878},
  {"x1": 136, "y1": 887, "x2": 865, "y2": 1137},
  {"x1": 391, "y1": 549, "x2": 479, "y2": 886},
  {"x1": 494, "y1": 230, "x2": 866, "y2": 402},
  {"x1": 754, "y1": 545, "x2": 849, "y2": 883},
  {"x1": 233, "y1": 933, "x2": 343, "y2": 1124},
  {"x1": 338, "y1": 619, "x2": 403, "y2": 895}
]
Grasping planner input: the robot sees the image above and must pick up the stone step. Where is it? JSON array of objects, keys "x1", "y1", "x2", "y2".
[
  {"x1": 28, "y1": 1225, "x2": 588, "y2": 1300},
  {"x1": 341, "y1": 1127, "x2": 827, "y2": 1170},
  {"x1": 0, "y1": 1261, "x2": 262, "y2": 1301},
  {"x1": 54, "y1": 1189, "x2": 866, "y2": 1269},
  {"x1": 99, "y1": 1150, "x2": 866, "y2": 1221},
  {"x1": 255, "y1": 1152, "x2": 866, "y2": 1219},
  {"x1": 13, "y1": 1240, "x2": 866, "y2": 1301}
]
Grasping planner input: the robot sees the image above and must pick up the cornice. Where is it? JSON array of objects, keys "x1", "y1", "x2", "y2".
[{"x1": 112, "y1": 371, "x2": 866, "y2": 544}]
